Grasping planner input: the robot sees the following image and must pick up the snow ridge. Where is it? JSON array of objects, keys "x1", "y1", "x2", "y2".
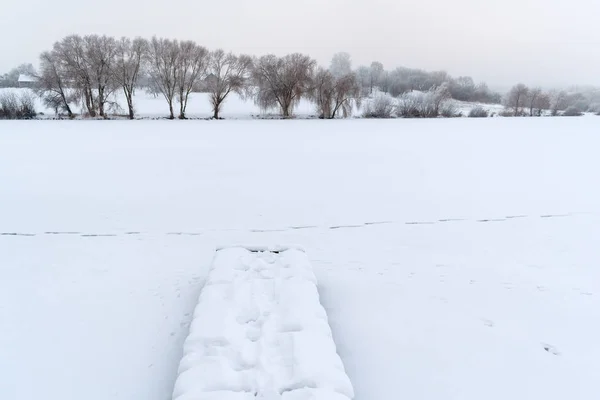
[{"x1": 172, "y1": 247, "x2": 353, "y2": 400}]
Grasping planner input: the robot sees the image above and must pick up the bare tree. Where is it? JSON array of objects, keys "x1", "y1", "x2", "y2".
[
  {"x1": 147, "y1": 37, "x2": 179, "y2": 119},
  {"x1": 36, "y1": 51, "x2": 74, "y2": 118},
  {"x1": 252, "y1": 53, "x2": 315, "y2": 118},
  {"x1": 206, "y1": 49, "x2": 252, "y2": 119},
  {"x1": 534, "y1": 93, "x2": 551, "y2": 116},
  {"x1": 310, "y1": 68, "x2": 361, "y2": 119},
  {"x1": 84, "y1": 35, "x2": 118, "y2": 118},
  {"x1": 54, "y1": 35, "x2": 96, "y2": 116},
  {"x1": 330, "y1": 52, "x2": 352, "y2": 78},
  {"x1": 176, "y1": 41, "x2": 209, "y2": 119},
  {"x1": 549, "y1": 90, "x2": 568, "y2": 116},
  {"x1": 114, "y1": 37, "x2": 148, "y2": 119},
  {"x1": 506, "y1": 83, "x2": 529, "y2": 116},
  {"x1": 527, "y1": 87, "x2": 542, "y2": 116}
]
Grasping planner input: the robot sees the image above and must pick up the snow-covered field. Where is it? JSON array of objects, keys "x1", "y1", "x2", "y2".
[{"x1": 1, "y1": 117, "x2": 599, "y2": 400}]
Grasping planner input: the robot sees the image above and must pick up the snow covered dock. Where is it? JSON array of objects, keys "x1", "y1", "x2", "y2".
[{"x1": 172, "y1": 246, "x2": 354, "y2": 400}]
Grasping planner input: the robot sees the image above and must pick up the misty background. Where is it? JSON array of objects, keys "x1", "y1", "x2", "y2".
[{"x1": 1, "y1": 0, "x2": 598, "y2": 89}]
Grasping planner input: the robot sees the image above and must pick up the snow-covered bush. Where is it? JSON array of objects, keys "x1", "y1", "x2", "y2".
[
  {"x1": 0, "y1": 91, "x2": 37, "y2": 119},
  {"x1": 499, "y1": 108, "x2": 527, "y2": 117},
  {"x1": 362, "y1": 93, "x2": 395, "y2": 118},
  {"x1": 468, "y1": 106, "x2": 489, "y2": 118},
  {"x1": 562, "y1": 106, "x2": 583, "y2": 116},
  {"x1": 587, "y1": 103, "x2": 600, "y2": 113},
  {"x1": 439, "y1": 102, "x2": 461, "y2": 118},
  {"x1": 396, "y1": 84, "x2": 457, "y2": 118}
]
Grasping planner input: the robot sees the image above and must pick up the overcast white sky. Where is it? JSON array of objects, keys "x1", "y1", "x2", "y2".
[{"x1": 2, "y1": 0, "x2": 598, "y2": 88}]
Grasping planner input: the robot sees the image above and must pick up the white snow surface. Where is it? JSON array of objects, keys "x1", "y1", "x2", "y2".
[
  {"x1": 1, "y1": 117, "x2": 599, "y2": 400},
  {"x1": 173, "y1": 247, "x2": 352, "y2": 400}
]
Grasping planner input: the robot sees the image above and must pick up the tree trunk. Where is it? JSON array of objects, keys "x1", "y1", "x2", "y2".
[
  {"x1": 84, "y1": 89, "x2": 94, "y2": 117},
  {"x1": 60, "y1": 90, "x2": 72, "y2": 118},
  {"x1": 168, "y1": 101, "x2": 174, "y2": 120},
  {"x1": 213, "y1": 102, "x2": 220, "y2": 119},
  {"x1": 98, "y1": 86, "x2": 105, "y2": 118},
  {"x1": 178, "y1": 88, "x2": 187, "y2": 119},
  {"x1": 128, "y1": 97, "x2": 134, "y2": 119}
]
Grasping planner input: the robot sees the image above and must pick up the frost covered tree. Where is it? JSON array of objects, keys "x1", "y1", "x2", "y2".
[
  {"x1": 114, "y1": 37, "x2": 148, "y2": 119},
  {"x1": 310, "y1": 68, "x2": 361, "y2": 119},
  {"x1": 206, "y1": 50, "x2": 253, "y2": 119},
  {"x1": 330, "y1": 52, "x2": 352, "y2": 78},
  {"x1": 534, "y1": 92, "x2": 551, "y2": 116},
  {"x1": 527, "y1": 87, "x2": 542, "y2": 116},
  {"x1": 369, "y1": 61, "x2": 384, "y2": 93},
  {"x1": 549, "y1": 90, "x2": 568, "y2": 116},
  {"x1": 355, "y1": 66, "x2": 371, "y2": 95},
  {"x1": 449, "y1": 76, "x2": 476, "y2": 101},
  {"x1": 252, "y1": 53, "x2": 315, "y2": 117},
  {"x1": 175, "y1": 41, "x2": 209, "y2": 119},
  {"x1": 506, "y1": 83, "x2": 529, "y2": 116}
]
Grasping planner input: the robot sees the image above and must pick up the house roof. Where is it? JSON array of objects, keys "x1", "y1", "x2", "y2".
[{"x1": 18, "y1": 74, "x2": 37, "y2": 82}]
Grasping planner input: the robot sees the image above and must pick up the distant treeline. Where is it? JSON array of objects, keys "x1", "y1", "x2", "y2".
[{"x1": 1, "y1": 34, "x2": 599, "y2": 120}]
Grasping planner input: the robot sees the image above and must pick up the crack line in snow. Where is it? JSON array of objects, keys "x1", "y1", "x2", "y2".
[{"x1": 0, "y1": 211, "x2": 588, "y2": 239}]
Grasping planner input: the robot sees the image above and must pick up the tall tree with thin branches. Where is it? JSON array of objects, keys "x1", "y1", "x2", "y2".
[
  {"x1": 36, "y1": 51, "x2": 74, "y2": 118},
  {"x1": 54, "y1": 35, "x2": 96, "y2": 116},
  {"x1": 206, "y1": 50, "x2": 253, "y2": 119},
  {"x1": 252, "y1": 53, "x2": 315, "y2": 118},
  {"x1": 506, "y1": 83, "x2": 529, "y2": 116},
  {"x1": 114, "y1": 37, "x2": 148, "y2": 119},
  {"x1": 310, "y1": 68, "x2": 361, "y2": 119},
  {"x1": 147, "y1": 37, "x2": 179, "y2": 119},
  {"x1": 175, "y1": 41, "x2": 208, "y2": 119},
  {"x1": 84, "y1": 35, "x2": 118, "y2": 118}
]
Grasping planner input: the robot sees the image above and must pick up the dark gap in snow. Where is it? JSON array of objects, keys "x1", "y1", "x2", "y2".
[
  {"x1": 329, "y1": 225, "x2": 365, "y2": 229},
  {"x1": 80, "y1": 234, "x2": 117, "y2": 237}
]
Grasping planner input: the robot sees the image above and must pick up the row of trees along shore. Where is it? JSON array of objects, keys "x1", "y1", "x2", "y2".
[{"x1": 1, "y1": 34, "x2": 599, "y2": 119}]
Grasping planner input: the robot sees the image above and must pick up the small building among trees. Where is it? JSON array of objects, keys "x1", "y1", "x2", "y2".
[{"x1": 18, "y1": 74, "x2": 37, "y2": 88}]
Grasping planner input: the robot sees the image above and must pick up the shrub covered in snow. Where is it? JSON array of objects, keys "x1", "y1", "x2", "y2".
[
  {"x1": 587, "y1": 103, "x2": 600, "y2": 114},
  {"x1": 499, "y1": 108, "x2": 527, "y2": 117},
  {"x1": 396, "y1": 84, "x2": 458, "y2": 118},
  {"x1": 562, "y1": 106, "x2": 583, "y2": 116},
  {"x1": 439, "y1": 102, "x2": 461, "y2": 118},
  {"x1": 362, "y1": 93, "x2": 395, "y2": 118},
  {"x1": 468, "y1": 106, "x2": 489, "y2": 118},
  {"x1": 0, "y1": 91, "x2": 37, "y2": 119}
]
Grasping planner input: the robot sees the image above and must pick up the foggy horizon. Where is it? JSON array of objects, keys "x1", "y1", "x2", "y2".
[{"x1": 2, "y1": 0, "x2": 599, "y2": 90}]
